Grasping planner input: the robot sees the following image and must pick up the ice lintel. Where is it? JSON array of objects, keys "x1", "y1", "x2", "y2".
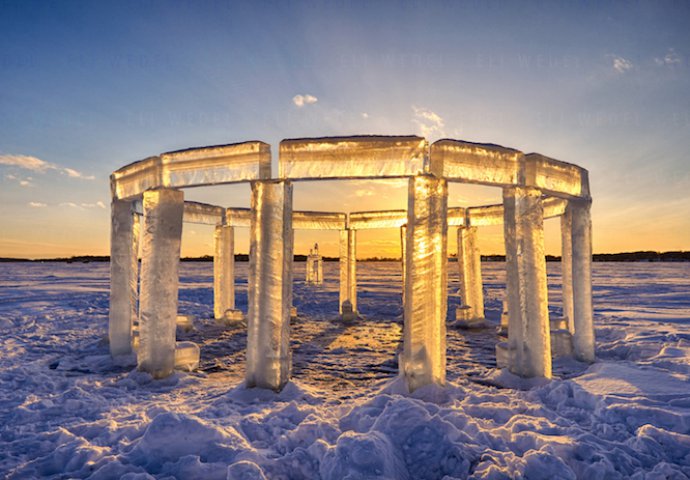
[
  {"x1": 226, "y1": 207, "x2": 252, "y2": 227},
  {"x1": 524, "y1": 153, "x2": 590, "y2": 200},
  {"x1": 293, "y1": 211, "x2": 347, "y2": 230},
  {"x1": 348, "y1": 210, "x2": 407, "y2": 230},
  {"x1": 183, "y1": 201, "x2": 225, "y2": 225},
  {"x1": 447, "y1": 207, "x2": 466, "y2": 227},
  {"x1": 432, "y1": 139, "x2": 523, "y2": 187},
  {"x1": 111, "y1": 142, "x2": 271, "y2": 200},
  {"x1": 278, "y1": 135, "x2": 439, "y2": 180},
  {"x1": 466, "y1": 196, "x2": 566, "y2": 226}
]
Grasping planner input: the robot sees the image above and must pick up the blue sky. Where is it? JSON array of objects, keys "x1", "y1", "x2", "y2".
[{"x1": 1, "y1": 0, "x2": 689, "y2": 258}]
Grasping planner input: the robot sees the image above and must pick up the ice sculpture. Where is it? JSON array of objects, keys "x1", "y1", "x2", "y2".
[
  {"x1": 137, "y1": 189, "x2": 185, "y2": 379},
  {"x1": 339, "y1": 228, "x2": 357, "y2": 315},
  {"x1": 110, "y1": 134, "x2": 594, "y2": 389},
  {"x1": 109, "y1": 199, "x2": 140, "y2": 357},
  {"x1": 306, "y1": 243, "x2": 323, "y2": 285},
  {"x1": 246, "y1": 181, "x2": 293, "y2": 391},
  {"x1": 400, "y1": 175, "x2": 448, "y2": 392},
  {"x1": 214, "y1": 225, "x2": 235, "y2": 320}
]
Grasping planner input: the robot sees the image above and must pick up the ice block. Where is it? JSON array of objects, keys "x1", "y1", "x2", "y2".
[
  {"x1": 137, "y1": 188, "x2": 184, "y2": 379},
  {"x1": 401, "y1": 175, "x2": 448, "y2": 391},
  {"x1": 246, "y1": 181, "x2": 293, "y2": 391}
]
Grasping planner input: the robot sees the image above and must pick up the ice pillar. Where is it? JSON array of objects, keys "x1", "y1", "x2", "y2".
[
  {"x1": 400, "y1": 224, "x2": 407, "y2": 303},
  {"x1": 570, "y1": 200, "x2": 595, "y2": 363},
  {"x1": 246, "y1": 180, "x2": 293, "y2": 391},
  {"x1": 457, "y1": 226, "x2": 484, "y2": 319},
  {"x1": 401, "y1": 175, "x2": 448, "y2": 391},
  {"x1": 214, "y1": 225, "x2": 235, "y2": 320},
  {"x1": 503, "y1": 187, "x2": 551, "y2": 379},
  {"x1": 560, "y1": 208, "x2": 574, "y2": 333},
  {"x1": 109, "y1": 199, "x2": 140, "y2": 357},
  {"x1": 137, "y1": 189, "x2": 184, "y2": 378},
  {"x1": 339, "y1": 229, "x2": 357, "y2": 314}
]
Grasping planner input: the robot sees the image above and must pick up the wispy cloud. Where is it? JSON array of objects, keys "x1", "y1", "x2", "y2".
[
  {"x1": 611, "y1": 55, "x2": 633, "y2": 74},
  {"x1": 654, "y1": 48, "x2": 681, "y2": 66},
  {"x1": 292, "y1": 94, "x2": 318, "y2": 108},
  {"x1": 59, "y1": 201, "x2": 106, "y2": 209},
  {"x1": 28, "y1": 202, "x2": 47, "y2": 208},
  {"x1": 361, "y1": 112, "x2": 369, "y2": 119},
  {"x1": 63, "y1": 168, "x2": 95, "y2": 180},
  {"x1": 0, "y1": 154, "x2": 94, "y2": 180},
  {"x1": 412, "y1": 106, "x2": 445, "y2": 139}
]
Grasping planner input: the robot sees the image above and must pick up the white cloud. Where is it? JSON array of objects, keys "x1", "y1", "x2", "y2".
[
  {"x1": 0, "y1": 154, "x2": 52, "y2": 172},
  {"x1": 28, "y1": 202, "x2": 47, "y2": 208},
  {"x1": 96, "y1": 201, "x2": 106, "y2": 209},
  {"x1": 361, "y1": 112, "x2": 369, "y2": 119},
  {"x1": 412, "y1": 106, "x2": 445, "y2": 140},
  {"x1": 60, "y1": 202, "x2": 80, "y2": 208},
  {"x1": 611, "y1": 55, "x2": 633, "y2": 73},
  {"x1": 19, "y1": 180, "x2": 32, "y2": 187},
  {"x1": 63, "y1": 168, "x2": 95, "y2": 180},
  {"x1": 292, "y1": 94, "x2": 318, "y2": 108},
  {"x1": 0, "y1": 154, "x2": 94, "y2": 180},
  {"x1": 655, "y1": 48, "x2": 681, "y2": 66}
]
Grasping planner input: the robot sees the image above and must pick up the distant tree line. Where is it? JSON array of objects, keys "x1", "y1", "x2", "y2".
[{"x1": 1, "y1": 251, "x2": 689, "y2": 263}]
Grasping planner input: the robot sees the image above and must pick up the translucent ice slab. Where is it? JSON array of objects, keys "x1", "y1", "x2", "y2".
[
  {"x1": 183, "y1": 201, "x2": 225, "y2": 225},
  {"x1": 226, "y1": 208, "x2": 251, "y2": 227},
  {"x1": 431, "y1": 139, "x2": 522, "y2": 187},
  {"x1": 446, "y1": 207, "x2": 466, "y2": 227},
  {"x1": 279, "y1": 135, "x2": 439, "y2": 180},
  {"x1": 348, "y1": 210, "x2": 406, "y2": 230},
  {"x1": 293, "y1": 211, "x2": 346, "y2": 230},
  {"x1": 525, "y1": 153, "x2": 590, "y2": 199},
  {"x1": 111, "y1": 141, "x2": 271, "y2": 200},
  {"x1": 174, "y1": 341, "x2": 200, "y2": 371}
]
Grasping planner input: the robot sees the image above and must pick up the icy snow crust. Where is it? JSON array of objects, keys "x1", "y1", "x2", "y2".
[{"x1": 2, "y1": 262, "x2": 690, "y2": 479}]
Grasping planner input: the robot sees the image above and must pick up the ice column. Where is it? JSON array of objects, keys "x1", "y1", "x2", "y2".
[
  {"x1": 570, "y1": 200, "x2": 595, "y2": 362},
  {"x1": 339, "y1": 229, "x2": 357, "y2": 314},
  {"x1": 401, "y1": 175, "x2": 448, "y2": 391},
  {"x1": 109, "y1": 199, "x2": 140, "y2": 357},
  {"x1": 560, "y1": 207, "x2": 574, "y2": 333},
  {"x1": 214, "y1": 225, "x2": 235, "y2": 320},
  {"x1": 400, "y1": 224, "x2": 407, "y2": 303},
  {"x1": 457, "y1": 226, "x2": 484, "y2": 319},
  {"x1": 502, "y1": 187, "x2": 552, "y2": 379},
  {"x1": 246, "y1": 180, "x2": 293, "y2": 391},
  {"x1": 137, "y1": 189, "x2": 184, "y2": 378}
]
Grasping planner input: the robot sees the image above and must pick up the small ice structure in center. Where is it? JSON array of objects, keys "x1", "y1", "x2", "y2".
[
  {"x1": 306, "y1": 243, "x2": 323, "y2": 285},
  {"x1": 109, "y1": 135, "x2": 594, "y2": 393}
]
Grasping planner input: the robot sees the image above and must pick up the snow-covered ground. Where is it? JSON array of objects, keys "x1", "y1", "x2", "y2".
[{"x1": 1, "y1": 261, "x2": 689, "y2": 479}]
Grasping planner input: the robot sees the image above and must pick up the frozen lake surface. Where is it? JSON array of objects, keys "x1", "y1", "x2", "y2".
[{"x1": 1, "y1": 261, "x2": 689, "y2": 479}]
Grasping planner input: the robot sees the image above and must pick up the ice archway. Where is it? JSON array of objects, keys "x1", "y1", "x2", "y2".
[{"x1": 109, "y1": 135, "x2": 594, "y2": 392}]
